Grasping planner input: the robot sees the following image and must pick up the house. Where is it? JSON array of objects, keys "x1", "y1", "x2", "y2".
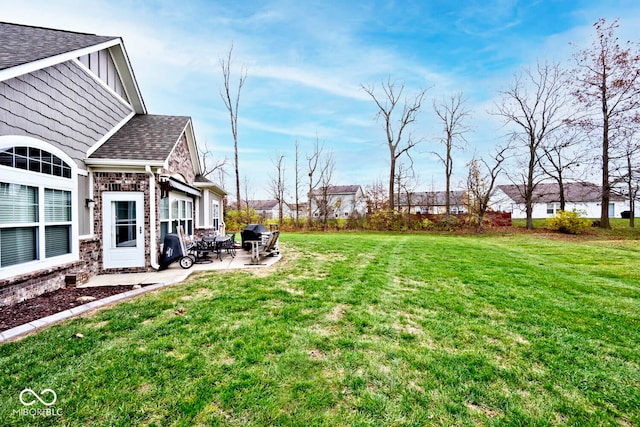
[
  {"x1": 0, "y1": 22, "x2": 225, "y2": 305},
  {"x1": 397, "y1": 191, "x2": 467, "y2": 215},
  {"x1": 309, "y1": 185, "x2": 366, "y2": 218},
  {"x1": 491, "y1": 182, "x2": 627, "y2": 219},
  {"x1": 248, "y1": 199, "x2": 301, "y2": 220}
]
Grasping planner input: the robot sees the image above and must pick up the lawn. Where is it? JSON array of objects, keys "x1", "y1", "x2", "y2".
[{"x1": 1, "y1": 232, "x2": 639, "y2": 426}]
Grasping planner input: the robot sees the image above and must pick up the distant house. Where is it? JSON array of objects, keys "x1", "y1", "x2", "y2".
[
  {"x1": 490, "y1": 182, "x2": 627, "y2": 218},
  {"x1": 310, "y1": 185, "x2": 366, "y2": 218},
  {"x1": 0, "y1": 22, "x2": 225, "y2": 305},
  {"x1": 397, "y1": 191, "x2": 466, "y2": 215},
  {"x1": 246, "y1": 199, "x2": 293, "y2": 219}
]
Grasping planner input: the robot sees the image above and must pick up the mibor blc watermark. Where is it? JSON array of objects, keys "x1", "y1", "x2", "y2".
[{"x1": 13, "y1": 388, "x2": 63, "y2": 418}]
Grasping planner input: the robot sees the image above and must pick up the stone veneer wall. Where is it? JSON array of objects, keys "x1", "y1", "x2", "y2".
[
  {"x1": 0, "y1": 237, "x2": 100, "y2": 307},
  {"x1": 163, "y1": 133, "x2": 195, "y2": 182}
]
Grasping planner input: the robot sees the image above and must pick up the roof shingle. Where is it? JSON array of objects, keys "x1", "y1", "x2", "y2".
[
  {"x1": 89, "y1": 114, "x2": 190, "y2": 161},
  {"x1": 0, "y1": 22, "x2": 116, "y2": 71}
]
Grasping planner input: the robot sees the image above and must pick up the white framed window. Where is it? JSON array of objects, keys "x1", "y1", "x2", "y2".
[
  {"x1": 547, "y1": 202, "x2": 560, "y2": 215},
  {"x1": 160, "y1": 193, "x2": 194, "y2": 240},
  {"x1": 212, "y1": 201, "x2": 220, "y2": 231},
  {"x1": 0, "y1": 138, "x2": 77, "y2": 278}
]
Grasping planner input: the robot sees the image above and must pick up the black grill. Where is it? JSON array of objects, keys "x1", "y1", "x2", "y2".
[{"x1": 241, "y1": 224, "x2": 269, "y2": 250}]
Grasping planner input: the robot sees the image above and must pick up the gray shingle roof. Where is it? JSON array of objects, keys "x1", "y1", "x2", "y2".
[
  {"x1": 89, "y1": 114, "x2": 190, "y2": 161},
  {"x1": 497, "y1": 182, "x2": 625, "y2": 203},
  {"x1": 0, "y1": 22, "x2": 117, "y2": 71}
]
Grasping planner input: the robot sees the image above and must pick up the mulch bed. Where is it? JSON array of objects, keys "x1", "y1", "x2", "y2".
[{"x1": 0, "y1": 285, "x2": 151, "y2": 332}]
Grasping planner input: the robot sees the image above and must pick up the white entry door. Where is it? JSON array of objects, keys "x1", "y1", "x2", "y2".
[{"x1": 103, "y1": 192, "x2": 145, "y2": 269}]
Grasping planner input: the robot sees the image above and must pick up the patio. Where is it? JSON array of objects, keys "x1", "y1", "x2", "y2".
[{"x1": 82, "y1": 246, "x2": 282, "y2": 287}]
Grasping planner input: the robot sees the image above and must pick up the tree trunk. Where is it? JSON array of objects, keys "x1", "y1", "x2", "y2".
[
  {"x1": 388, "y1": 156, "x2": 396, "y2": 212},
  {"x1": 600, "y1": 77, "x2": 611, "y2": 229}
]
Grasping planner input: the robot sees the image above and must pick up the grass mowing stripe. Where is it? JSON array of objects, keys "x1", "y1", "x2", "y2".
[{"x1": 0, "y1": 232, "x2": 638, "y2": 426}]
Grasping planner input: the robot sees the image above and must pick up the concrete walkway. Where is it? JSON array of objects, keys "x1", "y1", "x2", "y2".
[{"x1": 0, "y1": 250, "x2": 280, "y2": 344}]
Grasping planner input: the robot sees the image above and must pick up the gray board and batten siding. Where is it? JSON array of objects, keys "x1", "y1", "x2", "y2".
[{"x1": 0, "y1": 59, "x2": 133, "y2": 168}]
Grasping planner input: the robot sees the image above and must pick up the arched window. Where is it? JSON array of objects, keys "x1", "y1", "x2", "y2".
[{"x1": 0, "y1": 137, "x2": 77, "y2": 277}]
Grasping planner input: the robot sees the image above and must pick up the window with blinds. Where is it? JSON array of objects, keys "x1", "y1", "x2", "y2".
[{"x1": 0, "y1": 144, "x2": 75, "y2": 271}]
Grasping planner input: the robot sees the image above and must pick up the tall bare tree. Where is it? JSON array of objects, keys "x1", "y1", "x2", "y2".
[
  {"x1": 294, "y1": 140, "x2": 302, "y2": 227},
  {"x1": 433, "y1": 92, "x2": 470, "y2": 217},
  {"x1": 494, "y1": 61, "x2": 570, "y2": 230},
  {"x1": 362, "y1": 78, "x2": 428, "y2": 211},
  {"x1": 220, "y1": 44, "x2": 247, "y2": 211},
  {"x1": 573, "y1": 18, "x2": 640, "y2": 229},
  {"x1": 306, "y1": 137, "x2": 323, "y2": 227},
  {"x1": 466, "y1": 145, "x2": 509, "y2": 233},
  {"x1": 268, "y1": 154, "x2": 286, "y2": 226}
]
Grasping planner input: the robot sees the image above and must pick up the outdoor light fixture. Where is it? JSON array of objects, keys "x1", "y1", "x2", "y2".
[{"x1": 86, "y1": 199, "x2": 96, "y2": 208}]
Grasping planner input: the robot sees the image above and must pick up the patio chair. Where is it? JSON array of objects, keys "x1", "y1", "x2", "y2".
[{"x1": 249, "y1": 230, "x2": 280, "y2": 264}]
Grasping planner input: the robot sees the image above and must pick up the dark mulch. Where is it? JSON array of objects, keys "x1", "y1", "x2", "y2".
[{"x1": 0, "y1": 285, "x2": 152, "y2": 332}]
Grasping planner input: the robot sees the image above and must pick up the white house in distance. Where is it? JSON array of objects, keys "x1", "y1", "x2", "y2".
[
  {"x1": 247, "y1": 199, "x2": 295, "y2": 220},
  {"x1": 397, "y1": 191, "x2": 466, "y2": 214},
  {"x1": 310, "y1": 185, "x2": 367, "y2": 218},
  {"x1": 491, "y1": 182, "x2": 628, "y2": 219},
  {"x1": 0, "y1": 22, "x2": 225, "y2": 305}
]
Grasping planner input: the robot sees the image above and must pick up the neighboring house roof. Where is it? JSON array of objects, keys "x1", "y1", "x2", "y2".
[
  {"x1": 497, "y1": 182, "x2": 625, "y2": 203},
  {"x1": 89, "y1": 114, "x2": 191, "y2": 162},
  {"x1": 328, "y1": 185, "x2": 361, "y2": 195},
  {"x1": 312, "y1": 185, "x2": 362, "y2": 196},
  {"x1": 399, "y1": 190, "x2": 465, "y2": 206},
  {"x1": 0, "y1": 22, "x2": 116, "y2": 70},
  {"x1": 249, "y1": 199, "x2": 279, "y2": 210}
]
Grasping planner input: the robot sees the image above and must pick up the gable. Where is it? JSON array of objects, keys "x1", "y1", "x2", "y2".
[
  {"x1": 0, "y1": 61, "x2": 133, "y2": 166},
  {"x1": 78, "y1": 48, "x2": 129, "y2": 103},
  {"x1": 1, "y1": 22, "x2": 145, "y2": 115},
  {"x1": 88, "y1": 115, "x2": 190, "y2": 163}
]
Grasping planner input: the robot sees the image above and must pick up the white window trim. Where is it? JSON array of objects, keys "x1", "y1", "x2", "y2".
[
  {"x1": 161, "y1": 192, "x2": 194, "y2": 239},
  {"x1": 0, "y1": 136, "x2": 79, "y2": 280}
]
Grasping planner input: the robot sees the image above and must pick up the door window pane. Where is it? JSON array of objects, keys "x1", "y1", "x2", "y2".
[{"x1": 113, "y1": 201, "x2": 137, "y2": 248}]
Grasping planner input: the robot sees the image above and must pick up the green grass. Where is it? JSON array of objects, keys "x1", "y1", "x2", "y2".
[{"x1": 1, "y1": 232, "x2": 639, "y2": 426}]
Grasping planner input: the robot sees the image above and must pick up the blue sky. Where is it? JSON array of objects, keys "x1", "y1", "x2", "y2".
[{"x1": 3, "y1": 0, "x2": 640, "y2": 200}]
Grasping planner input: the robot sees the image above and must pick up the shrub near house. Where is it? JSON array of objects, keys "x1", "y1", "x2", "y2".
[{"x1": 546, "y1": 210, "x2": 591, "y2": 234}]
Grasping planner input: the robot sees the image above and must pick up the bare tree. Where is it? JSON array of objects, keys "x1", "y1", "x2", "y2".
[
  {"x1": 365, "y1": 179, "x2": 388, "y2": 214},
  {"x1": 395, "y1": 161, "x2": 419, "y2": 225},
  {"x1": 294, "y1": 140, "x2": 302, "y2": 227},
  {"x1": 539, "y1": 128, "x2": 588, "y2": 210},
  {"x1": 494, "y1": 61, "x2": 570, "y2": 230},
  {"x1": 573, "y1": 18, "x2": 640, "y2": 228},
  {"x1": 220, "y1": 44, "x2": 247, "y2": 212},
  {"x1": 268, "y1": 153, "x2": 286, "y2": 226},
  {"x1": 466, "y1": 145, "x2": 509, "y2": 233},
  {"x1": 199, "y1": 142, "x2": 228, "y2": 184},
  {"x1": 433, "y1": 92, "x2": 470, "y2": 217},
  {"x1": 362, "y1": 77, "x2": 428, "y2": 211},
  {"x1": 306, "y1": 137, "x2": 323, "y2": 227},
  {"x1": 317, "y1": 151, "x2": 336, "y2": 231},
  {"x1": 612, "y1": 128, "x2": 640, "y2": 227}
]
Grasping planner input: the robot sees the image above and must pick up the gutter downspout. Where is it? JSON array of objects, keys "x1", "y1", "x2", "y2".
[{"x1": 146, "y1": 165, "x2": 160, "y2": 270}]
